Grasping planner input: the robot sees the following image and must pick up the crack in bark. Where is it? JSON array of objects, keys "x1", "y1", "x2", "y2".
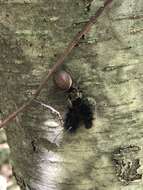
[
  {"x1": 114, "y1": 14, "x2": 143, "y2": 21},
  {"x1": 130, "y1": 28, "x2": 143, "y2": 35}
]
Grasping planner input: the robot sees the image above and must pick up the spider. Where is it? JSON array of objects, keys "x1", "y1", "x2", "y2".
[
  {"x1": 64, "y1": 86, "x2": 95, "y2": 132},
  {"x1": 53, "y1": 70, "x2": 95, "y2": 133}
]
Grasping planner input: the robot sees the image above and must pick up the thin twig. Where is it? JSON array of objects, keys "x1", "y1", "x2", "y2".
[
  {"x1": 0, "y1": 0, "x2": 113, "y2": 129},
  {"x1": 33, "y1": 99, "x2": 63, "y2": 125}
]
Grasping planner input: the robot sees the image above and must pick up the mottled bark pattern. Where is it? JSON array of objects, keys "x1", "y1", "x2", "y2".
[
  {"x1": 112, "y1": 145, "x2": 142, "y2": 184},
  {"x1": 0, "y1": 0, "x2": 143, "y2": 190}
]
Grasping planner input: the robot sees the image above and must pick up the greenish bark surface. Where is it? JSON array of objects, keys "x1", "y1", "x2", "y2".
[{"x1": 0, "y1": 0, "x2": 143, "y2": 189}]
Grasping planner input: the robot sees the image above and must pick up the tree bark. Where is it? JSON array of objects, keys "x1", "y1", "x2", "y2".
[{"x1": 0, "y1": 0, "x2": 143, "y2": 190}]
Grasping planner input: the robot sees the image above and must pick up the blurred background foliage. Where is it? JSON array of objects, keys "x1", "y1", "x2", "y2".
[{"x1": 0, "y1": 129, "x2": 20, "y2": 190}]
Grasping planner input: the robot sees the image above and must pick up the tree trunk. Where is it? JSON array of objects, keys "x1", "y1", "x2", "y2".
[{"x1": 0, "y1": 0, "x2": 143, "y2": 189}]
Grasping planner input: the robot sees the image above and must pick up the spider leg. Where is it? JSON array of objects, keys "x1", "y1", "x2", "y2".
[
  {"x1": 83, "y1": 114, "x2": 94, "y2": 129},
  {"x1": 79, "y1": 98, "x2": 94, "y2": 129},
  {"x1": 64, "y1": 107, "x2": 80, "y2": 133}
]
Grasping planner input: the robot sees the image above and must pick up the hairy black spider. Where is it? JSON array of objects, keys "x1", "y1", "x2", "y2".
[{"x1": 64, "y1": 86, "x2": 95, "y2": 133}]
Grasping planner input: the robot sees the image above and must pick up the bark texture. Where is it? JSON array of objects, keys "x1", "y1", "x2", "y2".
[{"x1": 0, "y1": 0, "x2": 143, "y2": 190}]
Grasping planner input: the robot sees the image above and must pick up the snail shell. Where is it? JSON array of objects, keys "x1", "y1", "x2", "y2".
[{"x1": 53, "y1": 70, "x2": 72, "y2": 90}]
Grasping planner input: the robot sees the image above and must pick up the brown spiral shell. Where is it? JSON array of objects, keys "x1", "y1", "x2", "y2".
[{"x1": 53, "y1": 70, "x2": 72, "y2": 90}]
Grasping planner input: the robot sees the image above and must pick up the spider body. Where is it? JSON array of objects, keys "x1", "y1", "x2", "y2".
[{"x1": 64, "y1": 87, "x2": 95, "y2": 132}]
